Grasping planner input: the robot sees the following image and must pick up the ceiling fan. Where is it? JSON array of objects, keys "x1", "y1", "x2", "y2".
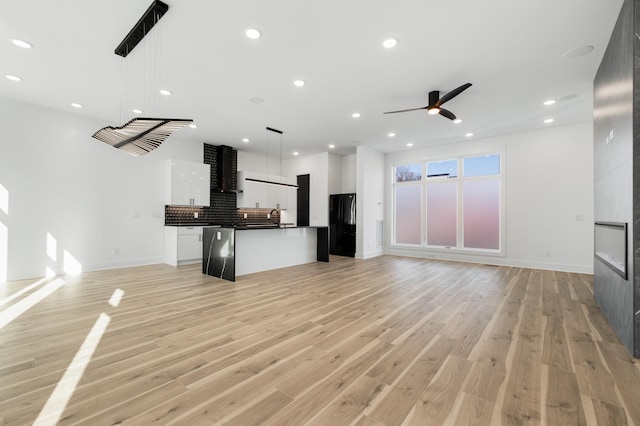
[{"x1": 383, "y1": 83, "x2": 472, "y2": 120}]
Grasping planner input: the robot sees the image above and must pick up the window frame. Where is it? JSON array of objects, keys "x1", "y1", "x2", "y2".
[{"x1": 391, "y1": 152, "x2": 505, "y2": 257}]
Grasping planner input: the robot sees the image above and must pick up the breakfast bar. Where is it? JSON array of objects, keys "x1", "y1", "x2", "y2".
[{"x1": 202, "y1": 226, "x2": 329, "y2": 281}]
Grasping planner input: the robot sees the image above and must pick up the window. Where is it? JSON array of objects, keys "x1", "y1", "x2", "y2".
[
  {"x1": 395, "y1": 163, "x2": 422, "y2": 182},
  {"x1": 393, "y1": 153, "x2": 502, "y2": 253}
]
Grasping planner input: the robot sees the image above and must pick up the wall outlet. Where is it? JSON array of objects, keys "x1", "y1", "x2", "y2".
[
  {"x1": 544, "y1": 250, "x2": 551, "y2": 258},
  {"x1": 194, "y1": 212, "x2": 199, "y2": 219},
  {"x1": 243, "y1": 213, "x2": 248, "y2": 219},
  {"x1": 114, "y1": 248, "x2": 120, "y2": 255},
  {"x1": 267, "y1": 213, "x2": 271, "y2": 219},
  {"x1": 133, "y1": 211, "x2": 140, "y2": 218}
]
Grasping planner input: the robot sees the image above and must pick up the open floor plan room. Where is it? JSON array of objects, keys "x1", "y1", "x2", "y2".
[{"x1": 1, "y1": 256, "x2": 639, "y2": 425}]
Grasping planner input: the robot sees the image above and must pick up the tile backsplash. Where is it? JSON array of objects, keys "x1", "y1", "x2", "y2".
[{"x1": 165, "y1": 205, "x2": 280, "y2": 226}]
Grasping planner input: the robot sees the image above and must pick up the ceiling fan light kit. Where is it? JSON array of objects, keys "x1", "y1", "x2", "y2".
[
  {"x1": 384, "y1": 82, "x2": 472, "y2": 121},
  {"x1": 92, "y1": 0, "x2": 192, "y2": 156}
]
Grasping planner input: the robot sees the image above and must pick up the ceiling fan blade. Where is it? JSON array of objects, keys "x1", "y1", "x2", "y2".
[
  {"x1": 436, "y1": 83, "x2": 472, "y2": 107},
  {"x1": 439, "y1": 108, "x2": 456, "y2": 120},
  {"x1": 383, "y1": 106, "x2": 428, "y2": 114}
]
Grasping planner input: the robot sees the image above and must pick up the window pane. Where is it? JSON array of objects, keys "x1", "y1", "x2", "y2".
[
  {"x1": 426, "y1": 183, "x2": 457, "y2": 246},
  {"x1": 463, "y1": 154, "x2": 500, "y2": 177},
  {"x1": 427, "y1": 159, "x2": 457, "y2": 178},
  {"x1": 395, "y1": 185, "x2": 422, "y2": 244},
  {"x1": 463, "y1": 179, "x2": 499, "y2": 249},
  {"x1": 395, "y1": 164, "x2": 422, "y2": 182}
]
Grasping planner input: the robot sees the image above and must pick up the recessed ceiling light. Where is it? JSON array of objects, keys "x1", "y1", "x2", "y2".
[
  {"x1": 242, "y1": 138, "x2": 250, "y2": 143},
  {"x1": 132, "y1": 108, "x2": 143, "y2": 114},
  {"x1": 329, "y1": 144, "x2": 335, "y2": 149},
  {"x1": 352, "y1": 112, "x2": 361, "y2": 118},
  {"x1": 383, "y1": 38, "x2": 398, "y2": 49},
  {"x1": 406, "y1": 143, "x2": 414, "y2": 147},
  {"x1": 245, "y1": 28, "x2": 261, "y2": 40},
  {"x1": 453, "y1": 119, "x2": 462, "y2": 124},
  {"x1": 11, "y1": 39, "x2": 32, "y2": 49},
  {"x1": 543, "y1": 99, "x2": 556, "y2": 106},
  {"x1": 5, "y1": 74, "x2": 22, "y2": 82},
  {"x1": 159, "y1": 89, "x2": 172, "y2": 96},
  {"x1": 388, "y1": 132, "x2": 396, "y2": 137},
  {"x1": 294, "y1": 80, "x2": 305, "y2": 87},
  {"x1": 544, "y1": 118, "x2": 555, "y2": 124},
  {"x1": 249, "y1": 97, "x2": 264, "y2": 104},
  {"x1": 563, "y1": 45, "x2": 594, "y2": 59},
  {"x1": 189, "y1": 123, "x2": 197, "y2": 129},
  {"x1": 293, "y1": 151, "x2": 299, "y2": 156},
  {"x1": 465, "y1": 132, "x2": 474, "y2": 137},
  {"x1": 70, "y1": 103, "x2": 83, "y2": 108}
]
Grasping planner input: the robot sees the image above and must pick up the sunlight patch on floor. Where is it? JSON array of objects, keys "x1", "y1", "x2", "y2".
[
  {"x1": 0, "y1": 277, "x2": 48, "y2": 308},
  {"x1": 33, "y1": 312, "x2": 112, "y2": 426},
  {"x1": 0, "y1": 277, "x2": 65, "y2": 329}
]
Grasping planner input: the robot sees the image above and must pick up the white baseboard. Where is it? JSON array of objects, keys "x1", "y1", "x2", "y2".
[{"x1": 384, "y1": 248, "x2": 593, "y2": 274}]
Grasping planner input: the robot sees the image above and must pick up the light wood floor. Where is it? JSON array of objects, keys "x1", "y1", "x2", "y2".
[{"x1": 1, "y1": 256, "x2": 640, "y2": 425}]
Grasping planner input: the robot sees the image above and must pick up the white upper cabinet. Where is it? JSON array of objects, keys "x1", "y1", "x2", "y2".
[
  {"x1": 166, "y1": 159, "x2": 210, "y2": 206},
  {"x1": 237, "y1": 171, "x2": 294, "y2": 209}
]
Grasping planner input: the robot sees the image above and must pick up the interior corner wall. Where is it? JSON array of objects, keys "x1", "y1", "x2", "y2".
[
  {"x1": 0, "y1": 97, "x2": 203, "y2": 282},
  {"x1": 355, "y1": 145, "x2": 384, "y2": 259},
  {"x1": 593, "y1": 0, "x2": 636, "y2": 356}
]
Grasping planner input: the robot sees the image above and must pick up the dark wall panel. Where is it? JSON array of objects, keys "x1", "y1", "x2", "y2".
[{"x1": 594, "y1": 0, "x2": 635, "y2": 355}]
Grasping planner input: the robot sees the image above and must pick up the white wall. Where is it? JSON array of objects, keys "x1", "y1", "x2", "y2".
[
  {"x1": 282, "y1": 152, "x2": 330, "y2": 226},
  {"x1": 0, "y1": 97, "x2": 203, "y2": 281},
  {"x1": 341, "y1": 154, "x2": 357, "y2": 193},
  {"x1": 385, "y1": 121, "x2": 594, "y2": 273},
  {"x1": 328, "y1": 153, "x2": 343, "y2": 195},
  {"x1": 237, "y1": 150, "x2": 269, "y2": 174},
  {"x1": 356, "y1": 146, "x2": 385, "y2": 259}
]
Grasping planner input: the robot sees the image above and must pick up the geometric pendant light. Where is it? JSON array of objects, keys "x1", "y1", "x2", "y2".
[
  {"x1": 92, "y1": 117, "x2": 193, "y2": 157},
  {"x1": 92, "y1": 1, "x2": 192, "y2": 156}
]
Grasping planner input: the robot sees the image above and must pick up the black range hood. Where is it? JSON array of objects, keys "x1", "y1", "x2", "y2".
[{"x1": 212, "y1": 145, "x2": 239, "y2": 193}]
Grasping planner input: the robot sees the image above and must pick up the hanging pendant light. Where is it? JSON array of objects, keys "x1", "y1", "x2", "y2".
[
  {"x1": 92, "y1": 0, "x2": 192, "y2": 156},
  {"x1": 92, "y1": 117, "x2": 192, "y2": 157}
]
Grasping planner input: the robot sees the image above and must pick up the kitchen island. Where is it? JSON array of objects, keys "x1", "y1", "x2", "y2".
[{"x1": 202, "y1": 226, "x2": 329, "y2": 281}]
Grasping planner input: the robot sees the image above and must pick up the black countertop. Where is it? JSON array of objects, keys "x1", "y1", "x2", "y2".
[{"x1": 166, "y1": 223, "x2": 312, "y2": 230}]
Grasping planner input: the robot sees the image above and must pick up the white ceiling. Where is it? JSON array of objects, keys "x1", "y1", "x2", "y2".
[{"x1": 0, "y1": 0, "x2": 624, "y2": 158}]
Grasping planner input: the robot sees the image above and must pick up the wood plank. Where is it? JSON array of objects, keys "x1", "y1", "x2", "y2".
[
  {"x1": 306, "y1": 375, "x2": 385, "y2": 425},
  {"x1": 222, "y1": 390, "x2": 293, "y2": 426},
  {"x1": 454, "y1": 393, "x2": 495, "y2": 426},
  {"x1": 501, "y1": 340, "x2": 542, "y2": 425},
  {"x1": 591, "y1": 399, "x2": 629, "y2": 426},
  {"x1": 545, "y1": 366, "x2": 587, "y2": 425},
  {"x1": 596, "y1": 341, "x2": 640, "y2": 421},
  {"x1": 366, "y1": 321, "x2": 443, "y2": 386},
  {"x1": 404, "y1": 355, "x2": 472, "y2": 425},
  {"x1": 367, "y1": 336, "x2": 459, "y2": 425},
  {"x1": 542, "y1": 317, "x2": 572, "y2": 371}
]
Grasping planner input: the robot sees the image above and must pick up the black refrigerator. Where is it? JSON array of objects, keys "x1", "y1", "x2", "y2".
[{"x1": 329, "y1": 193, "x2": 356, "y2": 257}]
